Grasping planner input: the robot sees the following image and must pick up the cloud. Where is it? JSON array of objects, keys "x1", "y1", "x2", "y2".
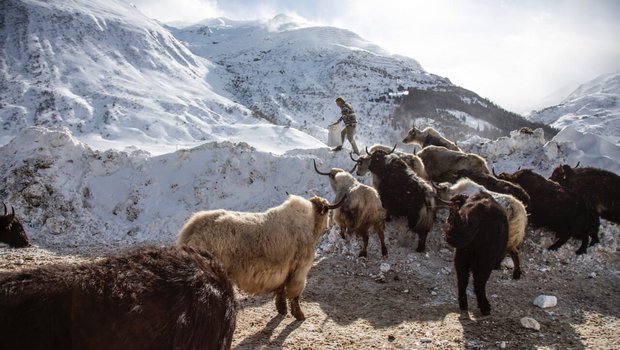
[
  {"x1": 130, "y1": 0, "x2": 620, "y2": 113},
  {"x1": 317, "y1": 0, "x2": 620, "y2": 112},
  {"x1": 130, "y1": 0, "x2": 222, "y2": 23}
]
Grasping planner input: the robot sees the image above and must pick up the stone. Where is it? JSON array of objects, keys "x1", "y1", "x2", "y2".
[
  {"x1": 533, "y1": 295, "x2": 557, "y2": 308},
  {"x1": 380, "y1": 262, "x2": 391, "y2": 273},
  {"x1": 520, "y1": 317, "x2": 540, "y2": 331}
]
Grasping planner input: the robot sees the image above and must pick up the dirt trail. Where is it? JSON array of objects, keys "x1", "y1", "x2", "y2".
[{"x1": 1, "y1": 220, "x2": 619, "y2": 349}]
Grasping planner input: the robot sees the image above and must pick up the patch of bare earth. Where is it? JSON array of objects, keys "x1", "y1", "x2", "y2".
[{"x1": 1, "y1": 219, "x2": 618, "y2": 350}]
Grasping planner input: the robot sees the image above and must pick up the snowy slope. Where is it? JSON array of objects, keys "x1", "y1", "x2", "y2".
[
  {"x1": 0, "y1": 126, "x2": 348, "y2": 247},
  {"x1": 2, "y1": 125, "x2": 618, "y2": 250},
  {"x1": 168, "y1": 15, "x2": 446, "y2": 147},
  {"x1": 527, "y1": 72, "x2": 620, "y2": 145},
  {"x1": 2, "y1": 0, "x2": 544, "y2": 155},
  {"x1": 0, "y1": 0, "x2": 324, "y2": 154}
]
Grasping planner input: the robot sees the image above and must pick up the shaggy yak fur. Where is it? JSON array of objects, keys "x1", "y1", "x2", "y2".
[
  {"x1": 402, "y1": 126, "x2": 462, "y2": 152},
  {"x1": 177, "y1": 194, "x2": 343, "y2": 321},
  {"x1": 0, "y1": 245, "x2": 237, "y2": 350},
  {"x1": 497, "y1": 169, "x2": 600, "y2": 255},
  {"x1": 445, "y1": 192, "x2": 509, "y2": 315},
  {"x1": 456, "y1": 169, "x2": 531, "y2": 211},
  {"x1": 352, "y1": 144, "x2": 429, "y2": 181},
  {"x1": 313, "y1": 160, "x2": 387, "y2": 257},
  {"x1": 367, "y1": 149, "x2": 435, "y2": 252},
  {"x1": 550, "y1": 163, "x2": 620, "y2": 224},
  {"x1": 436, "y1": 178, "x2": 527, "y2": 279},
  {"x1": 0, "y1": 203, "x2": 30, "y2": 248},
  {"x1": 417, "y1": 145, "x2": 490, "y2": 183}
]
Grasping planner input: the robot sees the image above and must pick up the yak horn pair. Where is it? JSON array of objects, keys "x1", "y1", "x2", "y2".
[
  {"x1": 2, "y1": 203, "x2": 15, "y2": 220},
  {"x1": 313, "y1": 159, "x2": 357, "y2": 175},
  {"x1": 365, "y1": 144, "x2": 397, "y2": 156}
]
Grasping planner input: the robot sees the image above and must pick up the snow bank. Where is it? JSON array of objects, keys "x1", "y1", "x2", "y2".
[
  {"x1": 0, "y1": 125, "x2": 618, "y2": 252},
  {"x1": 0, "y1": 126, "x2": 348, "y2": 248},
  {"x1": 462, "y1": 127, "x2": 620, "y2": 176}
]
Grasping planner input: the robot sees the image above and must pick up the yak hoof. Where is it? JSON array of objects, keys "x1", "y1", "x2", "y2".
[
  {"x1": 290, "y1": 299, "x2": 305, "y2": 321},
  {"x1": 358, "y1": 251, "x2": 367, "y2": 258},
  {"x1": 575, "y1": 248, "x2": 587, "y2": 255},
  {"x1": 512, "y1": 270, "x2": 522, "y2": 280},
  {"x1": 480, "y1": 307, "x2": 491, "y2": 316}
]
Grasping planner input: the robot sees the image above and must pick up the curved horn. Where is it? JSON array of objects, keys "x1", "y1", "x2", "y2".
[
  {"x1": 327, "y1": 194, "x2": 347, "y2": 209},
  {"x1": 313, "y1": 159, "x2": 331, "y2": 176},
  {"x1": 2, "y1": 202, "x2": 6, "y2": 216},
  {"x1": 387, "y1": 144, "x2": 397, "y2": 155},
  {"x1": 574, "y1": 161, "x2": 580, "y2": 168},
  {"x1": 350, "y1": 163, "x2": 358, "y2": 173},
  {"x1": 365, "y1": 146, "x2": 371, "y2": 155},
  {"x1": 435, "y1": 197, "x2": 453, "y2": 206},
  {"x1": 492, "y1": 167, "x2": 498, "y2": 177},
  {"x1": 9, "y1": 206, "x2": 15, "y2": 220},
  {"x1": 349, "y1": 151, "x2": 360, "y2": 162}
]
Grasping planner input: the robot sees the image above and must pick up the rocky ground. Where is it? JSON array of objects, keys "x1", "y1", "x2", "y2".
[{"x1": 1, "y1": 218, "x2": 619, "y2": 350}]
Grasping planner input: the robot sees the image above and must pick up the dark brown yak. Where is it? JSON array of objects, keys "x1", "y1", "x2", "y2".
[
  {"x1": 0, "y1": 203, "x2": 30, "y2": 248},
  {"x1": 445, "y1": 192, "x2": 509, "y2": 316},
  {"x1": 497, "y1": 169, "x2": 600, "y2": 255},
  {"x1": 0, "y1": 245, "x2": 237, "y2": 350},
  {"x1": 550, "y1": 163, "x2": 620, "y2": 224}
]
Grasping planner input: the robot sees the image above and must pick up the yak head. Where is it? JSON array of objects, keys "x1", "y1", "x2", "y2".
[
  {"x1": 349, "y1": 152, "x2": 371, "y2": 176},
  {"x1": 366, "y1": 145, "x2": 397, "y2": 176},
  {"x1": 402, "y1": 126, "x2": 422, "y2": 144},
  {"x1": 444, "y1": 193, "x2": 489, "y2": 249},
  {"x1": 549, "y1": 163, "x2": 577, "y2": 186},
  {"x1": 0, "y1": 203, "x2": 30, "y2": 248},
  {"x1": 313, "y1": 159, "x2": 356, "y2": 192},
  {"x1": 309, "y1": 195, "x2": 346, "y2": 237}
]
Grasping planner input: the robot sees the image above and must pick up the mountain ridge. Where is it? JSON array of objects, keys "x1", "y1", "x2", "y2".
[{"x1": 3, "y1": 0, "x2": 613, "y2": 155}]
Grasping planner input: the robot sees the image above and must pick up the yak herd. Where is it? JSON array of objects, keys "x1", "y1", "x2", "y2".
[{"x1": 1, "y1": 126, "x2": 619, "y2": 349}]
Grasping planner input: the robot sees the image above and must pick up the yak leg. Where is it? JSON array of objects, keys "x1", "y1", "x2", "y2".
[
  {"x1": 472, "y1": 269, "x2": 492, "y2": 316},
  {"x1": 289, "y1": 296, "x2": 305, "y2": 321},
  {"x1": 358, "y1": 228, "x2": 369, "y2": 258},
  {"x1": 374, "y1": 221, "x2": 388, "y2": 257},
  {"x1": 339, "y1": 226, "x2": 347, "y2": 240},
  {"x1": 509, "y1": 249, "x2": 522, "y2": 280},
  {"x1": 575, "y1": 235, "x2": 589, "y2": 255},
  {"x1": 415, "y1": 230, "x2": 428, "y2": 252},
  {"x1": 274, "y1": 285, "x2": 287, "y2": 315},
  {"x1": 454, "y1": 253, "x2": 470, "y2": 312},
  {"x1": 547, "y1": 235, "x2": 570, "y2": 251},
  {"x1": 589, "y1": 229, "x2": 600, "y2": 246},
  {"x1": 286, "y1": 268, "x2": 310, "y2": 321}
]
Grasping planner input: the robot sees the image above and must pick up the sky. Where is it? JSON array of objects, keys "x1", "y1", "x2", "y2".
[{"x1": 130, "y1": 0, "x2": 620, "y2": 114}]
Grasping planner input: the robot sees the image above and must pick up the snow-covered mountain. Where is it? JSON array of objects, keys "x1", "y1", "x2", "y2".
[
  {"x1": 2, "y1": 0, "x2": 554, "y2": 155},
  {"x1": 167, "y1": 15, "x2": 440, "y2": 146},
  {"x1": 169, "y1": 15, "x2": 552, "y2": 146},
  {"x1": 527, "y1": 72, "x2": 620, "y2": 146},
  {"x1": 0, "y1": 0, "x2": 323, "y2": 154}
]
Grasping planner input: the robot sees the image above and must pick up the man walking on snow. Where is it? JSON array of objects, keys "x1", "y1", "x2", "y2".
[{"x1": 330, "y1": 97, "x2": 360, "y2": 155}]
